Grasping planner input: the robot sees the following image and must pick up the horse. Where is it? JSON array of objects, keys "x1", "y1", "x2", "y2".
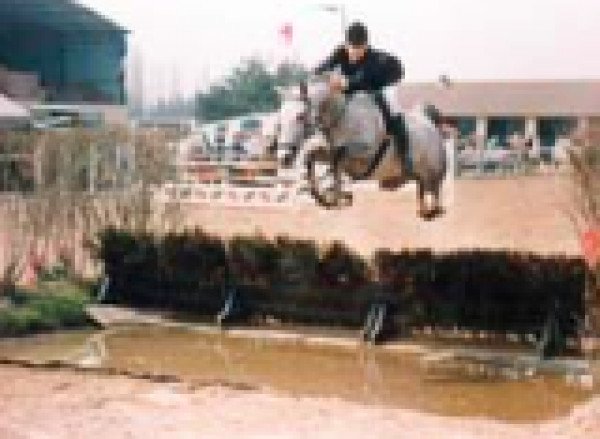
[{"x1": 272, "y1": 78, "x2": 448, "y2": 219}]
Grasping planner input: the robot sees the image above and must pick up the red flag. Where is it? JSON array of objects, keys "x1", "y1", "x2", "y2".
[
  {"x1": 279, "y1": 22, "x2": 293, "y2": 45},
  {"x1": 582, "y1": 228, "x2": 600, "y2": 269}
]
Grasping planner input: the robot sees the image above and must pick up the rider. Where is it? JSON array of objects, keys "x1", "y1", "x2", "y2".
[{"x1": 314, "y1": 21, "x2": 408, "y2": 174}]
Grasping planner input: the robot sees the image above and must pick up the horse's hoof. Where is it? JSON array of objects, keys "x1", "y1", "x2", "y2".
[
  {"x1": 418, "y1": 208, "x2": 433, "y2": 220},
  {"x1": 379, "y1": 176, "x2": 404, "y2": 191},
  {"x1": 418, "y1": 207, "x2": 444, "y2": 221},
  {"x1": 422, "y1": 212, "x2": 435, "y2": 221},
  {"x1": 340, "y1": 192, "x2": 353, "y2": 207}
]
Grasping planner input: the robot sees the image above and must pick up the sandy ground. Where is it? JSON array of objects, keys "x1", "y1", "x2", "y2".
[
  {"x1": 0, "y1": 175, "x2": 592, "y2": 438},
  {"x1": 183, "y1": 175, "x2": 580, "y2": 256},
  {"x1": 0, "y1": 175, "x2": 582, "y2": 279},
  {"x1": 0, "y1": 366, "x2": 599, "y2": 439}
]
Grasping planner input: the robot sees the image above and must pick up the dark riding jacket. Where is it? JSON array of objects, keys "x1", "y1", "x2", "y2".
[
  {"x1": 314, "y1": 45, "x2": 408, "y2": 167},
  {"x1": 314, "y1": 45, "x2": 404, "y2": 94}
]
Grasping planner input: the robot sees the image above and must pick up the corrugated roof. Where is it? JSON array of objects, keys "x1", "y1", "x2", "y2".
[
  {"x1": 0, "y1": 0, "x2": 127, "y2": 33},
  {"x1": 396, "y1": 81, "x2": 600, "y2": 117}
]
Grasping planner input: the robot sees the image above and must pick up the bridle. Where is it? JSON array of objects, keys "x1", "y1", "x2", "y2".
[
  {"x1": 274, "y1": 82, "x2": 318, "y2": 167},
  {"x1": 273, "y1": 81, "x2": 349, "y2": 168},
  {"x1": 298, "y1": 81, "x2": 319, "y2": 141}
]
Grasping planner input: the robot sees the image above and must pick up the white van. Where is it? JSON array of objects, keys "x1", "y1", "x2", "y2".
[{"x1": 197, "y1": 112, "x2": 278, "y2": 159}]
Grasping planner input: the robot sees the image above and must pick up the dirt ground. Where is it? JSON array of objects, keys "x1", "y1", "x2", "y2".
[
  {"x1": 183, "y1": 175, "x2": 580, "y2": 256},
  {"x1": 0, "y1": 175, "x2": 589, "y2": 437},
  {"x1": 0, "y1": 365, "x2": 598, "y2": 439},
  {"x1": 0, "y1": 175, "x2": 582, "y2": 278}
]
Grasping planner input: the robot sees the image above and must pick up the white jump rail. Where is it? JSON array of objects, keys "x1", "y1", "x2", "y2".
[
  {"x1": 155, "y1": 182, "x2": 313, "y2": 207},
  {"x1": 155, "y1": 138, "x2": 457, "y2": 208}
]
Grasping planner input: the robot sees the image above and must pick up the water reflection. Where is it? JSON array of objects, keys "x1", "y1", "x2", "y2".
[
  {"x1": 358, "y1": 348, "x2": 386, "y2": 405},
  {"x1": 0, "y1": 326, "x2": 596, "y2": 422},
  {"x1": 69, "y1": 331, "x2": 108, "y2": 367}
]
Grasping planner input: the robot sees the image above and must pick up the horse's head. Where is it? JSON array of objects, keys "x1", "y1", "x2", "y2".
[
  {"x1": 272, "y1": 84, "x2": 308, "y2": 167},
  {"x1": 272, "y1": 79, "x2": 332, "y2": 168}
]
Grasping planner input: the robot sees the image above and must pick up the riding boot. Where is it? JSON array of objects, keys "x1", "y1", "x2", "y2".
[
  {"x1": 389, "y1": 115, "x2": 410, "y2": 176},
  {"x1": 372, "y1": 91, "x2": 410, "y2": 178}
]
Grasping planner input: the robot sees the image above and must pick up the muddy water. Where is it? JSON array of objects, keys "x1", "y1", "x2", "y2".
[{"x1": 0, "y1": 326, "x2": 595, "y2": 422}]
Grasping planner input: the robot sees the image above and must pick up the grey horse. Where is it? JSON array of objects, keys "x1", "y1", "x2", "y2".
[{"x1": 274, "y1": 79, "x2": 447, "y2": 219}]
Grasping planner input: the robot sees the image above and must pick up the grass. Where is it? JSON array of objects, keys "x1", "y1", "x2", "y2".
[{"x1": 0, "y1": 281, "x2": 93, "y2": 337}]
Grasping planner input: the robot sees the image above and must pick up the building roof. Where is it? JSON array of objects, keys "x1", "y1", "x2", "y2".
[
  {"x1": 0, "y1": 93, "x2": 30, "y2": 129},
  {"x1": 0, "y1": 93, "x2": 30, "y2": 119},
  {"x1": 0, "y1": 0, "x2": 127, "y2": 33},
  {"x1": 397, "y1": 80, "x2": 600, "y2": 117}
]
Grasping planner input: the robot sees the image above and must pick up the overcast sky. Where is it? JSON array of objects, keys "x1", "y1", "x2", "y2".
[{"x1": 78, "y1": 0, "x2": 600, "y2": 102}]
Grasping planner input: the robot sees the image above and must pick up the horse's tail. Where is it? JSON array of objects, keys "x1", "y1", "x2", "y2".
[{"x1": 423, "y1": 103, "x2": 442, "y2": 128}]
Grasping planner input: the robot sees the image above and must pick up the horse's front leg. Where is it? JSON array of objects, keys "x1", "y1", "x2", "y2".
[
  {"x1": 330, "y1": 147, "x2": 352, "y2": 208},
  {"x1": 331, "y1": 160, "x2": 353, "y2": 208}
]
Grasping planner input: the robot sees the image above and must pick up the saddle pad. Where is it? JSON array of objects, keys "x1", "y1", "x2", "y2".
[{"x1": 335, "y1": 93, "x2": 386, "y2": 159}]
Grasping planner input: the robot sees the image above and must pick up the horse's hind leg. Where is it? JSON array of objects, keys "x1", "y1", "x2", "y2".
[
  {"x1": 417, "y1": 180, "x2": 444, "y2": 220},
  {"x1": 416, "y1": 180, "x2": 428, "y2": 218},
  {"x1": 432, "y1": 184, "x2": 446, "y2": 217}
]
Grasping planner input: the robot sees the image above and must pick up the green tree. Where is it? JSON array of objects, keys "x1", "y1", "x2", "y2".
[
  {"x1": 274, "y1": 61, "x2": 310, "y2": 88},
  {"x1": 196, "y1": 59, "x2": 308, "y2": 122}
]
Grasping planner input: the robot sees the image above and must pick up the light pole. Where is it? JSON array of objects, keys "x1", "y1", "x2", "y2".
[{"x1": 319, "y1": 4, "x2": 347, "y2": 38}]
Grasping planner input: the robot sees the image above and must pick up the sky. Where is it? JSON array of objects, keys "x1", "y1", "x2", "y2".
[{"x1": 77, "y1": 0, "x2": 600, "y2": 102}]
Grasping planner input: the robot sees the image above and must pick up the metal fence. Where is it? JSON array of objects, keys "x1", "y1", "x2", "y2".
[{"x1": 455, "y1": 148, "x2": 568, "y2": 177}]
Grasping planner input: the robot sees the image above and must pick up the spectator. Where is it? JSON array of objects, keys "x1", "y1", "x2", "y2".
[
  {"x1": 554, "y1": 134, "x2": 571, "y2": 165},
  {"x1": 508, "y1": 132, "x2": 523, "y2": 151}
]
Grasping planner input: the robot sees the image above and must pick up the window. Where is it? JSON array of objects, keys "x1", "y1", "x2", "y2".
[
  {"x1": 537, "y1": 118, "x2": 577, "y2": 148},
  {"x1": 446, "y1": 117, "x2": 476, "y2": 138},
  {"x1": 241, "y1": 119, "x2": 261, "y2": 131},
  {"x1": 487, "y1": 118, "x2": 525, "y2": 148}
]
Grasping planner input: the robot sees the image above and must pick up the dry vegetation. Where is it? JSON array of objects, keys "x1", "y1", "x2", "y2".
[
  {"x1": 0, "y1": 127, "x2": 182, "y2": 295},
  {"x1": 568, "y1": 130, "x2": 600, "y2": 337}
]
